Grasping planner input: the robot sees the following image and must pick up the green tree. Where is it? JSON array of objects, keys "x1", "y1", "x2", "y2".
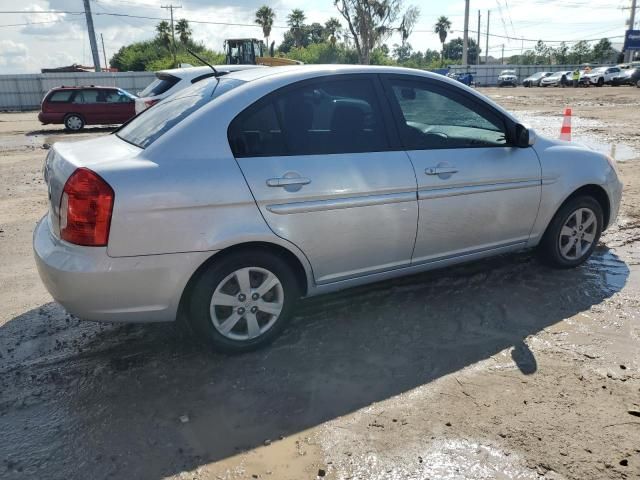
[
  {"x1": 393, "y1": 42, "x2": 413, "y2": 62},
  {"x1": 534, "y1": 40, "x2": 550, "y2": 64},
  {"x1": 255, "y1": 6, "x2": 275, "y2": 49},
  {"x1": 287, "y1": 9, "x2": 307, "y2": 48},
  {"x1": 156, "y1": 20, "x2": 171, "y2": 49},
  {"x1": 434, "y1": 15, "x2": 452, "y2": 66},
  {"x1": 398, "y1": 5, "x2": 420, "y2": 47},
  {"x1": 555, "y1": 42, "x2": 569, "y2": 64},
  {"x1": 324, "y1": 17, "x2": 342, "y2": 44},
  {"x1": 443, "y1": 37, "x2": 481, "y2": 64},
  {"x1": 175, "y1": 19, "x2": 192, "y2": 44},
  {"x1": 335, "y1": 0, "x2": 418, "y2": 65},
  {"x1": 592, "y1": 38, "x2": 613, "y2": 63},
  {"x1": 570, "y1": 40, "x2": 591, "y2": 64},
  {"x1": 308, "y1": 22, "x2": 325, "y2": 44}
]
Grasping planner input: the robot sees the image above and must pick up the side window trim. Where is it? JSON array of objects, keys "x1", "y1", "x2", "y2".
[
  {"x1": 380, "y1": 74, "x2": 516, "y2": 149},
  {"x1": 228, "y1": 73, "x2": 394, "y2": 158}
]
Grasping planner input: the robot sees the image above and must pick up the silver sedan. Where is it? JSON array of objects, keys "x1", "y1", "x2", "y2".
[{"x1": 34, "y1": 65, "x2": 623, "y2": 353}]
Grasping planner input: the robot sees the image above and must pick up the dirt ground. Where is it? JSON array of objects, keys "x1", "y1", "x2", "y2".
[{"x1": 1, "y1": 86, "x2": 639, "y2": 480}]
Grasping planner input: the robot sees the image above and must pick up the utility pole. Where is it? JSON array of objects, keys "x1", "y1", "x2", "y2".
[
  {"x1": 82, "y1": 0, "x2": 101, "y2": 72},
  {"x1": 625, "y1": 0, "x2": 637, "y2": 62},
  {"x1": 100, "y1": 33, "x2": 108, "y2": 70},
  {"x1": 161, "y1": 4, "x2": 182, "y2": 67},
  {"x1": 477, "y1": 10, "x2": 481, "y2": 65},
  {"x1": 462, "y1": 0, "x2": 470, "y2": 65},
  {"x1": 485, "y1": 10, "x2": 490, "y2": 65},
  {"x1": 501, "y1": 44, "x2": 505, "y2": 64}
]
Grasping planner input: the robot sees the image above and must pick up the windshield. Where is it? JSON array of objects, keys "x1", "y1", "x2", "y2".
[
  {"x1": 139, "y1": 74, "x2": 180, "y2": 98},
  {"x1": 117, "y1": 77, "x2": 244, "y2": 149},
  {"x1": 500, "y1": 70, "x2": 516, "y2": 75}
]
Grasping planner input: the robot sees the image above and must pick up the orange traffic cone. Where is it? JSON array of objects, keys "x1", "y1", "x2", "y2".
[{"x1": 559, "y1": 108, "x2": 572, "y2": 141}]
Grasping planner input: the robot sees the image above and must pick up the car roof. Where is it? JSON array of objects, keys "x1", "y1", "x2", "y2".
[
  {"x1": 51, "y1": 85, "x2": 119, "y2": 90},
  {"x1": 158, "y1": 65, "x2": 264, "y2": 79}
]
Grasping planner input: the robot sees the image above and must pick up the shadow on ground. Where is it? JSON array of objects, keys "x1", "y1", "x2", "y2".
[
  {"x1": 0, "y1": 246, "x2": 629, "y2": 479},
  {"x1": 25, "y1": 126, "x2": 118, "y2": 136}
]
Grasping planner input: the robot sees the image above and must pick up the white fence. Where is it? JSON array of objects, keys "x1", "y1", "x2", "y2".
[
  {"x1": 0, "y1": 72, "x2": 156, "y2": 111},
  {"x1": 448, "y1": 64, "x2": 609, "y2": 87}
]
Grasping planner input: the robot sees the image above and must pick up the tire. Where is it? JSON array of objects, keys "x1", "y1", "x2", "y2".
[
  {"x1": 539, "y1": 196, "x2": 603, "y2": 269},
  {"x1": 64, "y1": 114, "x2": 84, "y2": 132},
  {"x1": 597, "y1": 77, "x2": 604, "y2": 87},
  {"x1": 187, "y1": 250, "x2": 301, "y2": 353},
  {"x1": 636, "y1": 79, "x2": 640, "y2": 88}
]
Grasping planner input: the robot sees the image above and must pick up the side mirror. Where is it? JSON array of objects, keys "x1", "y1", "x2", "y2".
[{"x1": 515, "y1": 123, "x2": 536, "y2": 147}]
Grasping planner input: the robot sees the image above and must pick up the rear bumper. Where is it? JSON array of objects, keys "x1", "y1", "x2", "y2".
[
  {"x1": 38, "y1": 112, "x2": 64, "y2": 124},
  {"x1": 33, "y1": 216, "x2": 215, "y2": 323}
]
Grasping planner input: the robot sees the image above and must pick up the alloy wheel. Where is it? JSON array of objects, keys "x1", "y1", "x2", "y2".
[
  {"x1": 209, "y1": 267, "x2": 284, "y2": 341},
  {"x1": 558, "y1": 207, "x2": 597, "y2": 261}
]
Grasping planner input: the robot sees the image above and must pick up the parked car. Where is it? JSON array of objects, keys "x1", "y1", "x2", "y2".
[
  {"x1": 581, "y1": 66, "x2": 622, "y2": 87},
  {"x1": 35, "y1": 65, "x2": 623, "y2": 353},
  {"x1": 497, "y1": 69, "x2": 518, "y2": 87},
  {"x1": 446, "y1": 71, "x2": 474, "y2": 86},
  {"x1": 135, "y1": 65, "x2": 263, "y2": 114},
  {"x1": 522, "y1": 71, "x2": 552, "y2": 87},
  {"x1": 38, "y1": 86, "x2": 137, "y2": 131},
  {"x1": 540, "y1": 71, "x2": 571, "y2": 87},
  {"x1": 611, "y1": 68, "x2": 640, "y2": 87}
]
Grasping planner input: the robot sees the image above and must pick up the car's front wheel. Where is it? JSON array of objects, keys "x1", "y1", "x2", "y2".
[
  {"x1": 64, "y1": 114, "x2": 84, "y2": 132},
  {"x1": 187, "y1": 250, "x2": 301, "y2": 353},
  {"x1": 539, "y1": 196, "x2": 603, "y2": 269}
]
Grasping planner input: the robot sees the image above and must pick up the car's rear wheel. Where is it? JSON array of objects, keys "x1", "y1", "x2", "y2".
[
  {"x1": 187, "y1": 250, "x2": 300, "y2": 353},
  {"x1": 64, "y1": 114, "x2": 84, "y2": 132},
  {"x1": 539, "y1": 196, "x2": 603, "y2": 269}
]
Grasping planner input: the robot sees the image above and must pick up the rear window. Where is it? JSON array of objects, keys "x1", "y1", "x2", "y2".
[
  {"x1": 117, "y1": 77, "x2": 244, "y2": 149},
  {"x1": 47, "y1": 90, "x2": 74, "y2": 103},
  {"x1": 139, "y1": 74, "x2": 180, "y2": 97}
]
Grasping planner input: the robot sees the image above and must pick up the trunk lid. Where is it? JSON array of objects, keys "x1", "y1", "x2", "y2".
[{"x1": 44, "y1": 135, "x2": 142, "y2": 238}]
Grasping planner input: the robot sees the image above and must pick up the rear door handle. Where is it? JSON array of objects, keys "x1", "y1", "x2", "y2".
[
  {"x1": 425, "y1": 167, "x2": 458, "y2": 176},
  {"x1": 266, "y1": 177, "x2": 311, "y2": 187}
]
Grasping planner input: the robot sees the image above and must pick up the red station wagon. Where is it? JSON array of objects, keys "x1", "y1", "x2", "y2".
[{"x1": 38, "y1": 86, "x2": 137, "y2": 131}]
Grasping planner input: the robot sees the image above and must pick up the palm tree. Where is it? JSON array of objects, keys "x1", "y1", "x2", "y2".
[
  {"x1": 175, "y1": 19, "x2": 192, "y2": 44},
  {"x1": 287, "y1": 9, "x2": 306, "y2": 48},
  {"x1": 156, "y1": 20, "x2": 171, "y2": 49},
  {"x1": 324, "y1": 17, "x2": 341, "y2": 44},
  {"x1": 434, "y1": 16, "x2": 452, "y2": 66},
  {"x1": 255, "y1": 6, "x2": 275, "y2": 50}
]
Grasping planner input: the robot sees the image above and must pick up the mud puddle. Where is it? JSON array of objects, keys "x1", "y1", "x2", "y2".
[{"x1": 516, "y1": 111, "x2": 638, "y2": 161}]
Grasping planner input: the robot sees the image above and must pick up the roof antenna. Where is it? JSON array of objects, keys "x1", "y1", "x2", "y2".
[{"x1": 186, "y1": 49, "x2": 218, "y2": 76}]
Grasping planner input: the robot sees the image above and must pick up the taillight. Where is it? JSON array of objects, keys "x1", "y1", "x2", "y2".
[{"x1": 60, "y1": 168, "x2": 114, "y2": 246}]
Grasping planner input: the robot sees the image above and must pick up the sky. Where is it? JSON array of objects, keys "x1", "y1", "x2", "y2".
[{"x1": 0, "y1": 0, "x2": 635, "y2": 74}]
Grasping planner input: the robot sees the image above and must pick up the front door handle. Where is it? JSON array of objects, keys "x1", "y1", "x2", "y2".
[
  {"x1": 425, "y1": 166, "x2": 458, "y2": 176},
  {"x1": 266, "y1": 177, "x2": 311, "y2": 187}
]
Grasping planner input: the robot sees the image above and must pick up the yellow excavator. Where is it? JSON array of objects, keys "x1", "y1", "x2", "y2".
[{"x1": 224, "y1": 38, "x2": 302, "y2": 66}]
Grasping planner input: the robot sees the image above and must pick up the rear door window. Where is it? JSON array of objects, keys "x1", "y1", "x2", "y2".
[
  {"x1": 228, "y1": 76, "x2": 390, "y2": 157},
  {"x1": 139, "y1": 74, "x2": 180, "y2": 97},
  {"x1": 72, "y1": 89, "x2": 100, "y2": 104}
]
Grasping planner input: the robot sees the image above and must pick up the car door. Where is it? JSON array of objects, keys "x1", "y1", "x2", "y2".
[
  {"x1": 229, "y1": 75, "x2": 418, "y2": 284},
  {"x1": 101, "y1": 89, "x2": 135, "y2": 124},
  {"x1": 381, "y1": 74, "x2": 541, "y2": 265},
  {"x1": 71, "y1": 88, "x2": 103, "y2": 125}
]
